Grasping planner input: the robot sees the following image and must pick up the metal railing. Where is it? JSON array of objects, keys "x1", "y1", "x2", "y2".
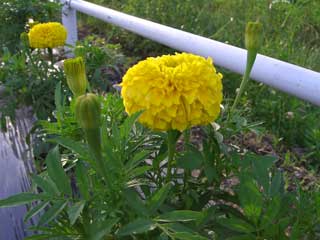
[{"x1": 61, "y1": 0, "x2": 320, "y2": 106}]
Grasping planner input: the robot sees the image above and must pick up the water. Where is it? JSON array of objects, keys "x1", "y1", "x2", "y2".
[{"x1": 0, "y1": 101, "x2": 36, "y2": 240}]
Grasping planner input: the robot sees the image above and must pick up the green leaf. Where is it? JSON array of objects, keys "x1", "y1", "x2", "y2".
[
  {"x1": 128, "y1": 166, "x2": 152, "y2": 178},
  {"x1": 124, "y1": 188, "x2": 149, "y2": 217},
  {"x1": 38, "y1": 200, "x2": 68, "y2": 226},
  {"x1": 176, "y1": 150, "x2": 203, "y2": 170},
  {"x1": 53, "y1": 137, "x2": 89, "y2": 159},
  {"x1": 252, "y1": 155, "x2": 276, "y2": 193},
  {"x1": 170, "y1": 232, "x2": 207, "y2": 240},
  {"x1": 120, "y1": 111, "x2": 142, "y2": 140},
  {"x1": 217, "y1": 217, "x2": 255, "y2": 233},
  {"x1": 68, "y1": 200, "x2": 86, "y2": 225},
  {"x1": 156, "y1": 210, "x2": 203, "y2": 222},
  {"x1": 75, "y1": 160, "x2": 90, "y2": 200},
  {"x1": 31, "y1": 175, "x2": 60, "y2": 195},
  {"x1": 261, "y1": 196, "x2": 281, "y2": 228},
  {"x1": 0, "y1": 193, "x2": 50, "y2": 208},
  {"x1": 46, "y1": 146, "x2": 72, "y2": 196},
  {"x1": 54, "y1": 81, "x2": 62, "y2": 112},
  {"x1": 88, "y1": 218, "x2": 119, "y2": 240},
  {"x1": 117, "y1": 218, "x2": 156, "y2": 236},
  {"x1": 239, "y1": 177, "x2": 263, "y2": 223},
  {"x1": 24, "y1": 234, "x2": 56, "y2": 240},
  {"x1": 147, "y1": 183, "x2": 171, "y2": 214},
  {"x1": 126, "y1": 150, "x2": 150, "y2": 170},
  {"x1": 269, "y1": 171, "x2": 283, "y2": 197},
  {"x1": 24, "y1": 201, "x2": 50, "y2": 222}
]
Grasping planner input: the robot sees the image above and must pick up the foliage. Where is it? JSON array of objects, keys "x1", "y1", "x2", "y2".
[
  {"x1": 81, "y1": 0, "x2": 320, "y2": 156},
  {"x1": 74, "y1": 35, "x2": 135, "y2": 93},
  {"x1": 0, "y1": 43, "x2": 64, "y2": 129},
  {"x1": 0, "y1": 0, "x2": 60, "y2": 53}
]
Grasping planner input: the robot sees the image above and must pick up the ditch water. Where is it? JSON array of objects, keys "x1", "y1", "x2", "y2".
[{"x1": 0, "y1": 90, "x2": 36, "y2": 239}]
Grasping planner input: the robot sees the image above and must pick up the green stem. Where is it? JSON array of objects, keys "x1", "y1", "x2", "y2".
[
  {"x1": 85, "y1": 128, "x2": 102, "y2": 161},
  {"x1": 165, "y1": 130, "x2": 177, "y2": 183},
  {"x1": 48, "y1": 47, "x2": 54, "y2": 66},
  {"x1": 230, "y1": 50, "x2": 257, "y2": 114}
]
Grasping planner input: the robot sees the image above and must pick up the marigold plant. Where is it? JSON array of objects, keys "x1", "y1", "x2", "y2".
[
  {"x1": 28, "y1": 22, "x2": 67, "y2": 49},
  {"x1": 120, "y1": 53, "x2": 223, "y2": 131}
]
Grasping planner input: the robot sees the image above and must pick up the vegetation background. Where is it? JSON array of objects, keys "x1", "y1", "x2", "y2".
[
  {"x1": 0, "y1": 0, "x2": 320, "y2": 239},
  {"x1": 78, "y1": 0, "x2": 320, "y2": 164}
]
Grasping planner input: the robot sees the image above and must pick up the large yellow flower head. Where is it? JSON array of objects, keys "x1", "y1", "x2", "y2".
[
  {"x1": 28, "y1": 22, "x2": 67, "y2": 49},
  {"x1": 120, "y1": 53, "x2": 223, "y2": 131}
]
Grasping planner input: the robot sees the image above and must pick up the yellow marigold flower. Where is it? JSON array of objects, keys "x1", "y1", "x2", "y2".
[
  {"x1": 120, "y1": 53, "x2": 223, "y2": 131},
  {"x1": 28, "y1": 22, "x2": 67, "y2": 49}
]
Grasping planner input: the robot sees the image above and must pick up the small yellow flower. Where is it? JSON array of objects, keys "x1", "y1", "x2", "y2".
[
  {"x1": 28, "y1": 22, "x2": 67, "y2": 49},
  {"x1": 120, "y1": 53, "x2": 223, "y2": 131}
]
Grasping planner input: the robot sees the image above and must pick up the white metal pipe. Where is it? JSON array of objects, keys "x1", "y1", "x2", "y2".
[
  {"x1": 61, "y1": 0, "x2": 78, "y2": 56},
  {"x1": 68, "y1": 0, "x2": 320, "y2": 106}
]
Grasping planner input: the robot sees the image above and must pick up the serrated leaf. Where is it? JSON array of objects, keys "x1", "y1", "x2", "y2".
[
  {"x1": 0, "y1": 193, "x2": 50, "y2": 208},
  {"x1": 147, "y1": 183, "x2": 171, "y2": 214},
  {"x1": 24, "y1": 201, "x2": 50, "y2": 222},
  {"x1": 46, "y1": 146, "x2": 72, "y2": 196},
  {"x1": 217, "y1": 217, "x2": 255, "y2": 233},
  {"x1": 117, "y1": 218, "x2": 156, "y2": 236},
  {"x1": 156, "y1": 210, "x2": 203, "y2": 222},
  {"x1": 261, "y1": 196, "x2": 281, "y2": 228},
  {"x1": 171, "y1": 232, "x2": 207, "y2": 240},
  {"x1": 38, "y1": 200, "x2": 68, "y2": 226},
  {"x1": 239, "y1": 177, "x2": 263, "y2": 223},
  {"x1": 68, "y1": 200, "x2": 86, "y2": 225}
]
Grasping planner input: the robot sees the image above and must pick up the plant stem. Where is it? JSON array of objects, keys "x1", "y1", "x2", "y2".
[
  {"x1": 85, "y1": 128, "x2": 115, "y2": 192},
  {"x1": 165, "y1": 130, "x2": 177, "y2": 183},
  {"x1": 230, "y1": 50, "x2": 257, "y2": 114},
  {"x1": 48, "y1": 47, "x2": 54, "y2": 66}
]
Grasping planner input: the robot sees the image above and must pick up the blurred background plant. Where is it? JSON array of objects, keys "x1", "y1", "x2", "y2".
[{"x1": 0, "y1": 0, "x2": 60, "y2": 54}]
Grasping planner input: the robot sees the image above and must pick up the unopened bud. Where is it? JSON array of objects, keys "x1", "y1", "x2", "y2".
[
  {"x1": 64, "y1": 57, "x2": 87, "y2": 97},
  {"x1": 245, "y1": 21, "x2": 262, "y2": 52},
  {"x1": 75, "y1": 93, "x2": 101, "y2": 130}
]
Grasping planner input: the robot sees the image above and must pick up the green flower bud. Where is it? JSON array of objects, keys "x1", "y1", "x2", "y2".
[
  {"x1": 245, "y1": 21, "x2": 263, "y2": 52},
  {"x1": 75, "y1": 93, "x2": 101, "y2": 130},
  {"x1": 64, "y1": 57, "x2": 88, "y2": 97},
  {"x1": 75, "y1": 93, "x2": 102, "y2": 161}
]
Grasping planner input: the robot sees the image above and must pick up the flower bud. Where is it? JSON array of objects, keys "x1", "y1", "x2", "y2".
[
  {"x1": 245, "y1": 21, "x2": 262, "y2": 52},
  {"x1": 75, "y1": 93, "x2": 101, "y2": 130},
  {"x1": 64, "y1": 57, "x2": 87, "y2": 97}
]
